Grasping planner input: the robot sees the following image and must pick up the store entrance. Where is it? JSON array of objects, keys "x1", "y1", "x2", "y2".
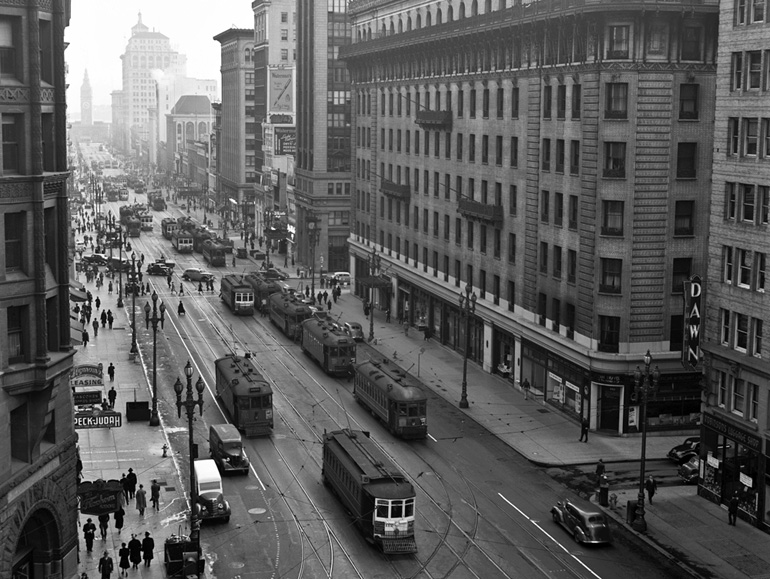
[{"x1": 598, "y1": 385, "x2": 621, "y2": 431}]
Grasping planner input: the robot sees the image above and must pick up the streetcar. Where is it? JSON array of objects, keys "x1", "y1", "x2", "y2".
[
  {"x1": 300, "y1": 318, "x2": 356, "y2": 376},
  {"x1": 214, "y1": 353, "x2": 273, "y2": 437},
  {"x1": 202, "y1": 239, "x2": 227, "y2": 267},
  {"x1": 244, "y1": 273, "x2": 285, "y2": 314},
  {"x1": 220, "y1": 274, "x2": 255, "y2": 316},
  {"x1": 171, "y1": 229, "x2": 194, "y2": 253},
  {"x1": 268, "y1": 292, "x2": 313, "y2": 339},
  {"x1": 322, "y1": 429, "x2": 417, "y2": 554},
  {"x1": 354, "y1": 355, "x2": 428, "y2": 439},
  {"x1": 126, "y1": 217, "x2": 141, "y2": 237},
  {"x1": 191, "y1": 228, "x2": 212, "y2": 253},
  {"x1": 161, "y1": 218, "x2": 178, "y2": 240},
  {"x1": 139, "y1": 213, "x2": 153, "y2": 231}
]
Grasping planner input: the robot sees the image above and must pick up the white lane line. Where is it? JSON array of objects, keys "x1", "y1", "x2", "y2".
[{"x1": 498, "y1": 492, "x2": 603, "y2": 579}]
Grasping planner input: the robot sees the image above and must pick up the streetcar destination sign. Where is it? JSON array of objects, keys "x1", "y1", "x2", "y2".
[{"x1": 74, "y1": 411, "x2": 122, "y2": 429}]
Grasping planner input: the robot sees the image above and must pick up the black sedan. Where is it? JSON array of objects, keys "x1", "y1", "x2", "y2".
[
  {"x1": 261, "y1": 267, "x2": 289, "y2": 281},
  {"x1": 147, "y1": 262, "x2": 172, "y2": 276},
  {"x1": 667, "y1": 436, "x2": 700, "y2": 464},
  {"x1": 81, "y1": 253, "x2": 108, "y2": 266}
]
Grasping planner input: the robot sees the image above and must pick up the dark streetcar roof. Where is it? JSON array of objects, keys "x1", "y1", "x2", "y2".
[
  {"x1": 215, "y1": 354, "x2": 272, "y2": 396},
  {"x1": 356, "y1": 360, "x2": 427, "y2": 403}
]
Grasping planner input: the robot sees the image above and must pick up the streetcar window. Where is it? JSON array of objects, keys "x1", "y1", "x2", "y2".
[
  {"x1": 237, "y1": 398, "x2": 250, "y2": 410},
  {"x1": 391, "y1": 501, "x2": 403, "y2": 518},
  {"x1": 376, "y1": 500, "x2": 388, "y2": 518},
  {"x1": 398, "y1": 403, "x2": 407, "y2": 416},
  {"x1": 405, "y1": 498, "x2": 414, "y2": 517},
  {"x1": 408, "y1": 404, "x2": 420, "y2": 417}
]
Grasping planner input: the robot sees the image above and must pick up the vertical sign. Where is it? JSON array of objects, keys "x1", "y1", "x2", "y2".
[{"x1": 682, "y1": 275, "x2": 702, "y2": 370}]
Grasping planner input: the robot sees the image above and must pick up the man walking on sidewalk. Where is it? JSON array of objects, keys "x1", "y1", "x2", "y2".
[
  {"x1": 595, "y1": 459, "x2": 606, "y2": 481},
  {"x1": 150, "y1": 480, "x2": 161, "y2": 511},
  {"x1": 107, "y1": 363, "x2": 115, "y2": 382},
  {"x1": 98, "y1": 551, "x2": 114, "y2": 579},
  {"x1": 125, "y1": 468, "x2": 137, "y2": 500},
  {"x1": 645, "y1": 475, "x2": 657, "y2": 504},
  {"x1": 135, "y1": 484, "x2": 147, "y2": 516},
  {"x1": 522, "y1": 378, "x2": 531, "y2": 400},
  {"x1": 83, "y1": 518, "x2": 96, "y2": 552},
  {"x1": 728, "y1": 491, "x2": 740, "y2": 525},
  {"x1": 108, "y1": 386, "x2": 117, "y2": 409},
  {"x1": 579, "y1": 417, "x2": 590, "y2": 442}
]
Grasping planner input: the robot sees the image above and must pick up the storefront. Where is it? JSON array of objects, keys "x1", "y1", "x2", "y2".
[
  {"x1": 698, "y1": 411, "x2": 764, "y2": 528},
  {"x1": 492, "y1": 326, "x2": 516, "y2": 382},
  {"x1": 521, "y1": 340, "x2": 589, "y2": 420}
]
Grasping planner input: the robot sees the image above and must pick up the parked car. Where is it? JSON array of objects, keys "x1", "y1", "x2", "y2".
[
  {"x1": 75, "y1": 241, "x2": 87, "y2": 252},
  {"x1": 249, "y1": 250, "x2": 267, "y2": 260},
  {"x1": 182, "y1": 268, "x2": 215, "y2": 283},
  {"x1": 81, "y1": 253, "x2": 108, "y2": 266},
  {"x1": 551, "y1": 498, "x2": 612, "y2": 545},
  {"x1": 343, "y1": 321, "x2": 365, "y2": 342},
  {"x1": 147, "y1": 262, "x2": 172, "y2": 276},
  {"x1": 667, "y1": 436, "x2": 700, "y2": 464},
  {"x1": 679, "y1": 456, "x2": 700, "y2": 484},
  {"x1": 333, "y1": 271, "x2": 351, "y2": 285},
  {"x1": 107, "y1": 257, "x2": 131, "y2": 272}
]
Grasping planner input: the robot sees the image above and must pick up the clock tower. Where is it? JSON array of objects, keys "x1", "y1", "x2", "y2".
[{"x1": 81, "y1": 69, "x2": 93, "y2": 126}]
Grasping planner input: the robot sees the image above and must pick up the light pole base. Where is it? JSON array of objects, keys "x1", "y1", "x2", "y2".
[
  {"x1": 631, "y1": 516, "x2": 647, "y2": 533},
  {"x1": 149, "y1": 410, "x2": 160, "y2": 427},
  {"x1": 459, "y1": 397, "x2": 469, "y2": 409},
  {"x1": 117, "y1": 298, "x2": 124, "y2": 308}
]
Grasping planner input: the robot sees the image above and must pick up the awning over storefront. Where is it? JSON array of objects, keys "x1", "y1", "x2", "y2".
[
  {"x1": 357, "y1": 276, "x2": 391, "y2": 289},
  {"x1": 70, "y1": 282, "x2": 88, "y2": 302},
  {"x1": 70, "y1": 316, "x2": 83, "y2": 344}
]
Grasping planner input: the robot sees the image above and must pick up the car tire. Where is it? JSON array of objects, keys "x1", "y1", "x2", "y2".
[
  {"x1": 552, "y1": 511, "x2": 559, "y2": 524},
  {"x1": 573, "y1": 528, "x2": 581, "y2": 543}
]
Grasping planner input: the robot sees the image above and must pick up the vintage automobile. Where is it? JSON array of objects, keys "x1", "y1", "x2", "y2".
[
  {"x1": 261, "y1": 267, "x2": 289, "y2": 281},
  {"x1": 679, "y1": 456, "x2": 700, "y2": 484},
  {"x1": 551, "y1": 498, "x2": 612, "y2": 545},
  {"x1": 182, "y1": 267, "x2": 215, "y2": 283},
  {"x1": 147, "y1": 262, "x2": 172, "y2": 276},
  {"x1": 81, "y1": 253, "x2": 108, "y2": 266},
  {"x1": 343, "y1": 321, "x2": 365, "y2": 342},
  {"x1": 667, "y1": 436, "x2": 700, "y2": 464}
]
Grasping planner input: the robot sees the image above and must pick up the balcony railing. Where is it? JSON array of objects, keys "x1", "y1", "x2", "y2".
[
  {"x1": 415, "y1": 110, "x2": 453, "y2": 129},
  {"x1": 381, "y1": 179, "x2": 411, "y2": 200},
  {"x1": 458, "y1": 198, "x2": 504, "y2": 223}
]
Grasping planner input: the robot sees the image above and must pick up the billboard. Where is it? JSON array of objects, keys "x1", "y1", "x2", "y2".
[
  {"x1": 269, "y1": 68, "x2": 294, "y2": 114},
  {"x1": 275, "y1": 127, "x2": 296, "y2": 156}
]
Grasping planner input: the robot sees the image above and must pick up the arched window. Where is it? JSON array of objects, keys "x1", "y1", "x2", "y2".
[
  {"x1": 407, "y1": 16, "x2": 412, "y2": 30},
  {"x1": 459, "y1": 3, "x2": 466, "y2": 18},
  {"x1": 417, "y1": 13, "x2": 422, "y2": 28},
  {"x1": 398, "y1": 19, "x2": 403, "y2": 33},
  {"x1": 426, "y1": 12, "x2": 432, "y2": 26},
  {"x1": 437, "y1": 9, "x2": 443, "y2": 24},
  {"x1": 485, "y1": 0, "x2": 492, "y2": 12},
  {"x1": 472, "y1": 0, "x2": 478, "y2": 16},
  {"x1": 185, "y1": 122, "x2": 194, "y2": 144},
  {"x1": 448, "y1": 6, "x2": 454, "y2": 21},
  {"x1": 381, "y1": 23, "x2": 387, "y2": 35},
  {"x1": 389, "y1": 20, "x2": 395, "y2": 34},
  {"x1": 198, "y1": 121, "x2": 207, "y2": 135}
]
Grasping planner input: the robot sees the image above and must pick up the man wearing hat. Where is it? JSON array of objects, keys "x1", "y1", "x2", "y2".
[{"x1": 83, "y1": 518, "x2": 96, "y2": 552}]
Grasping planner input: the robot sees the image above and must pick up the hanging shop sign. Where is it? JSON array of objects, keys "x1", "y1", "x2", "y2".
[{"x1": 682, "y1": 275, "x2": 702, "y2": 370}]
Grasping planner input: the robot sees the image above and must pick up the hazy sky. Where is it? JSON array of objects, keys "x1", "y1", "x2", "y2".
[{"x1": 65, "y1": 0, "x2": 254, "y2": 112}]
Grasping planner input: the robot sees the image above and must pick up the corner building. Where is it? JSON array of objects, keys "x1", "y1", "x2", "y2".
[
  {"x1": 341, "y1": 0, "x2": 717, "y2": 434},
  {"x1": 0, "y1": 0, "x2": 79, "y2": 576},
  {"x1": 700, "y1": 0, "x2": 770, "y2": 531}
]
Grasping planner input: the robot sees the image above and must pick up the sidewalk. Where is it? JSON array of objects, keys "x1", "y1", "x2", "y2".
[
  {"x1": 314, "y1": 282, "x2": 770, "y2": 579},
  {"x1": 74, "y1": 281, "x2": 187, "y2": 579}
]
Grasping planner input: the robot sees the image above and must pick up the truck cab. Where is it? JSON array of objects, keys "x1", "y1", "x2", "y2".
[{"x1": 209, "y1": 424, "x2": 249, "y2": 475}]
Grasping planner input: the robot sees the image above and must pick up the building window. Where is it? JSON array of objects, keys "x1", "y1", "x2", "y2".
[
  {"x1": 679, "y1": 84, "x2": 699, "y2": 120},
  {"x1": 566, "y1": 303, "x2": 576, "y2": 338},
  {"x1": 676, "y1": 143, "x2": 697, "y2": 178},
  {"x1": 749, "y1": 382, "x2": 759, "y2": 422},
  {"x1": 455, "y1": 260, "x2": 461, "y2": 287},
  {"x1": 510, "y1": 136, "x2": 518, "y2": 167},
  {"x1": 570, "y1": 140, "x2": 580, "y2": 175},
  {"x1": 568, "y1": 195, "x2": 578, "y2": 229},
  {"x1": 731, "y1": 53, "x2": 743, "y2": 91},
  {"x1": 721, "y1": 309, "x2": 731, "y2": 345},
  {"x1": 602, "y1": 200, "x2": 624, "y2": 236},
  {"x1": 509, "y1": 185, "x2": 517, "y2": 216},
  {"x1": 567, "y1": 249, "x2": 577, "y2": 283},
  {"x1": 543, "y1": 85, "x2": 552, "y2": 119},
  {"x1": 744, "y1": 118, "x2": 759, "y2": 156},
  {"x1": 571, "y1": 84, "x2": 581, "y2": 119},
  {"x1": 735, "y1": 313, "x2": 749, "y2": 352},
  {"x1": 469, "y1": 134, "x2": 476, "y2": 162},
  {"x1": 494, "y1": 228, "x2": 501, "y2": 258},
  {"x1": 540, "y1": 241, "x2": 548, "y2": 273},
  {"x1": 753, "y1": 320, "x2": 763, "y2": 358},
  {"x1": 467, "y1": 221, "x2": 474, "y2": 249},
  {"x1": 542, "y1": 138, "x2": 551, "y2": 171},
  {"x1": 681, "y1": 27, "x2": 701, "y2": 60},
  {"x1": 732, "y1": 378, "x2": 745, "y2": 416},
  {"x1": 456, "y1": 133, "x2": 463, "y2": 161},
  {"x1": 723, "y1": 246, "x2": 734, "y2": 284},
  {"x1": 607, "y1": 25, "x2": 630, "y2": 59},
  {"x1": 603, "y1": 142, "x2": 626, "y2": 178},
  {"x1": 540, "y1": 190, "x2": 549, "y2": 222},
  {"x1": 553, "y1": 245, "x2": 562, "y2": 279},
  {"x1": 757, "y1": 252, "x2": 766, "y2": 291},
  {"x1": 496, "y1": 87, "x2": 504, "y2": 118},
  {"x1": 511, "y1": 86, "x2": 519, "y2": 118},
  {"x1": 675, "y1": 201, "x2": 695, "y2": 236},
  {"x1": 742, "y1": 183, "x2": 755, "y2": 222},
  {"x1": 7, "y1": 305, "x2": 26, "y2": 364},
  {"x1": 0, "y1": 18, "x2": 18, "y2": 78},
  {"x1": 718, "y1": 371, "x2": 727, "y2": 407},
  {"x1": 469, "y1": 88, "x2": 476, "y2": 118},
  {"x1": 599, "y1": 315, "x2": 621, "y2": 353},
  {"x1": 672, "y1": 258, "x2": 692, "y2": 293},
  {"x1": 555, "y1": 139, "x2": 565, "y2": 173},
  {"x1": 605, "y1": 83, "x2": 628, "y2": 119},
  {"x1": 600, "y1": 258, "x2": 622, "y2": 293},
  {"x1": 455, "y1": 217, "x2": 462, "y2": 245},
  {"x1": 482, "y1": 88, "x2": 490, "y2": 118},
  {"x1": 556, "y1": 85, "x2": 566, "y2": 119},
  {"x1": 748, "y1": 51, "x2": 762, "y2": 89},
  {"x1": 5, "y1": 211, "x2": 23, "y2": 271},
  {"x1": 481, "y1": 135, "x2": 489, "y2": 164},
  {"x1": 2, "y1": 114, "x2": 21, "y2": 173},
  {"x1": 495, "y1": 135, "x2": 503, "y2": 166},
  {"x1": 752, "y1": 0, "x2": 765, "y2": 22},
  {"x1": 728, "y1": 118, "x2": 739, "y2": 155},
  {"x1": 738, "y1": 248, "x2": 752, "y2": 288},
  {"x1": 507, "y1": 280, "x2": 515, "y2": 311},
  {"x1": 554, "y1": 193, "x2": 563, "y2": 226}
]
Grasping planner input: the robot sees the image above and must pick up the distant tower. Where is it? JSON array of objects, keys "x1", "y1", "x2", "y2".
[{"x1": 81, "y1": 69, "x2": 93, "y2": 125}]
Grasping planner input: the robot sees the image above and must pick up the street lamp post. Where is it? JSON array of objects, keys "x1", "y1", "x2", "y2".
[
  {"x1": 307, "y1": 214, "x2": 320, "y2": 302},
  {"x1": 631, "y1": 350, "x2": 661, "y2": 533},
  {"x1": 173, "y1": 362, "x2": 205, "y2": 575},
  {"x1": 264, "y1": 210, "x2": 274, "y2": 268},
  {"x1": 130, "y1": 252, "x2": 138, "y2": 356},
  {"x1": 367, "y1": 247, "x2": 381, "y2": 342},
  {"x1": 458, "y1": 283, "x2": 477, "y2": 409},
  {"x1": 117, "y1": 228, "x2": 125, "y2": 308},
  {"x1": 144, "y1": 292, "x2": 166, "y2": 427}
]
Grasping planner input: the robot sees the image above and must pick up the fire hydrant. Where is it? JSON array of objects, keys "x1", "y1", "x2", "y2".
[
  {"x1": 609, "y1": 493, "x2": 619, "y2": 509},
  {"x1": 162, "y1": 444, "x2": 169, "y2": 458}
]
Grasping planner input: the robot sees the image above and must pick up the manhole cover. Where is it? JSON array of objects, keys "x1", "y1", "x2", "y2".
[
  {"x1": 248, "y1": 507, "x2": 267, "y2": 515},
  {"x1": 229, "y1": 562, "x2": 246, "y2": 569},
  {"x1": 537, "y1": 409, "x2": 550, "y2": 414}
]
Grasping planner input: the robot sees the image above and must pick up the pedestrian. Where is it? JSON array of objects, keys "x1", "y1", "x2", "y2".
[
  {"x1": 232, "y1": 255, "x2": 236, "y2": 267},
  {"x1": 82, "y1": 329, "x2": 90, "y2": 347},
  {"x1": 100, "y1": 310, "x2": 107, "y2": 328},
  {"x1": 83, "y1": 518, "x2": 96, "y2": 552},
  {"x1": 150, "y1": 480, "x2": 161, "y2": 511},
  {"x1": 323, "y1": 290, "x2": 329, "y2": 303},
  {"x1": 142, "y1": 532, "x2": 155, "y2": 567},
  {"x1": 120, "y1": 473, "x2": 129, "y2": 502},
  {"x1": 98, "y1": 513, "x2": 110, "y2": 539},
  {"x1": 595, "y1": 458, "x2": 606, "y2": 480},
  {"x1": 108, "y1": 281, "x2": 113, "y2": 294},
  {"x1": 305, "y1": 286, "x2": 310, "y2": 298},
  {"x1": 179, "y1": 282, "x2": 184, "y2": 295},
  {"x1": 107, "y1": 363, "x2": 115, "y2": 382},
  {"x1": 95, "y1": 296, "x2": 101, "y2": 310},
  {"x1": 98, "y1": 551, "x2": 114, "y2": 579},
  {"x1": 579, "y1": 416, "x2": 589, "y2": 442},
  {"x1": 108, "y1": 386, "x2": 117, "y2": 409},
  {"x1": 332, "y1": 291, "x2": 338, "y2": 304},
  {"x1": 107, "y1": 310, "x2": 114, "y2": 329},
  {"x1": 521, "y1": 378, "x2": 531, "y2": 400},
  {"x1": 423, "y1": 325, "x2": 430, "y2": 341},
  {"x1": 113, "y1": 506, "x2": 124, "y2": 535},
  {"x1": 118, "y1": 542, "x2": 130, "y2": 576},
  {"x1": 135, "y1": 484, "x2": 147, "y2": 516},
  {"x1": 125, "y1": 468, "x2": 137, "y2": 500},
  {"x1": 385, "y1": 308, "x2": 391, "y2": 323},
  {"x1": 167, "y1": 274, "x2": 172, "y2": 289},
  {"x1": 645, "y1": 475, "x2": 657, "y2": 504},
  {"x1": 198, "y1": 281, "x2": 203, "y2": 294},
  {"x1": 728, "y1": 491, "x2": 740, "y2": 525},
  {"x1": 128, "y1": 535, "x2": 142, "y2": 569},
  {"x1": 92, "y1": 319, "x2": 99, "y2": 338},
  {"x1": 404, "y1": 320, "x2": 409, "y2": 336},
  {"x1": 327, "y1": 300, "x2": 332, "y2": 312}
]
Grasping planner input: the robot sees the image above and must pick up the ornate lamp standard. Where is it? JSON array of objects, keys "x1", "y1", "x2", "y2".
[
  {"x1": 117, "y1": 227, "x2": 125, "y2": 308},
  {"x1": 367, "y1": 247, "x2": 381, "y2": 343},
  {"x1": 173, "y1": 362, "x2": 205, "y2": 574},
  {"x1": 144, "y1": 292, "x2": 166, "y2": 427},
  {"x1": 631, "y1": 350, "x2": 660, "y2": 532},
  {"x1": 458, "y1": 283, "x2": 477, "y2": 409},
  {"x1": 307, "y1": 214, "x2": 320, "y2": 302},
  {"x1": 264, "y1": 209, "x2": 274, "y2": 267},
  {"x1": 129, "y1": 252, "x2": 138, "y2": 356}
]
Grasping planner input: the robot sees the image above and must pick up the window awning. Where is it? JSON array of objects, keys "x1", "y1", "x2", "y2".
[
  {"x1": 70, "y1": 316, "x2": 83, "y2": 344},
  {"x1": 357, "y1": 276, "x2": 391, "y2": 289},
  {"x1": 70, "y1": 283, "x2": 88, "y2": 302}
]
